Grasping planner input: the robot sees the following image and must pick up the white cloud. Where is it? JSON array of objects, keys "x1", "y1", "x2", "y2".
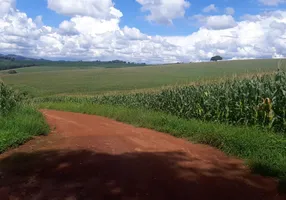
[
  {"x1": 203, "y1": 4, "x2": 218, "y2": 13},
  {"x1": 225, "y1": 7, "x2": 235, "y2": 15},
  {"x1": 47, "y1": 0, "x2": 122, "y2": 19},
  {"x1": 258, "y1": 0, "x2": 286, "y2": 6},
  {"x1": 166, "y1": 11, "x2": 286, "y2": 61},
  {"x1": 122, "y1": 26, "x2": 149, "y2": 40},
  {"x1": 0, "y1": 0, "x2": 15, "y2": 16},
  {"x1": 69, "y1": 16, "x2": 120, "y2": 35},
  {"x1": 193, "y1": 15, "x2": 237, "y2": 30},
  {"x1": 58, "y1": 20, "x2": 79, "y2": 35},
  {"x1": 0, "y1": 1, "x2": 181, "y2": 63},
  {"x1": 0, "y1": 1, "x2": 286, "y2": 63},
  {"x1": 136, "y1": 0, "x2": 190, "y2": 25}
]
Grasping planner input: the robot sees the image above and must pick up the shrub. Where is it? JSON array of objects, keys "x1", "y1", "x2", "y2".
[
  {"x1": 7, "y1": 69, "x2": 17, "y2": 74},
  {"x1": 211, "y1": 55, "x2": 223, "y2": 62},
  {"x1": 0, "y1": 82, "x2": 23, "y2": 115}
]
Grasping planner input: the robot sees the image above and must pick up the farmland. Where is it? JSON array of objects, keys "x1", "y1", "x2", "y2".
[
  {"x1": 40, "y1": 70, "x2": 286, "y2": 132},
  {"x1": 1, "y1": 59, "x2": 284, "y2": 96},
  {"x1": 1, "y1": 58, "x2": 286, "y2": 191}
]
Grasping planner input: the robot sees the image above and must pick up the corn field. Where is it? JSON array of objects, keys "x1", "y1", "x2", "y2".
[{"x1": 38, "y1": 70, "x2": 286, "y2": 133}]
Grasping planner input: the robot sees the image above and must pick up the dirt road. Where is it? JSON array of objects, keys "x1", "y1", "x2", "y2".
[{"x1": 0, "y1": 110, "x2": 283, "y2": 200}]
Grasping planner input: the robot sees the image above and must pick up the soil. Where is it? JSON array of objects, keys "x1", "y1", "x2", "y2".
[{"x1": 0, "y1": 110, "x2": 284, "y2": 200}]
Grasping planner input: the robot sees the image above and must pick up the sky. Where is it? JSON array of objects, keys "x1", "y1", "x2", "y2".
[{"x1": 0, "y1": 0, "x2": 286, "y2": 63}]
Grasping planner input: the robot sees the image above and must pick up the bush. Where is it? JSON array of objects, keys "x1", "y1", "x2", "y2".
[
  {"x1": 0, "y1": 83, "x2": 49, "y2": 152},
  {"x1": 211, "y1": 55, "x2": 223, "y2": 62},
  {"x1": 0, "y1": 82, "x2": 23, "y2": 115},
  {"x1": 7, "y1": 69, "x2": 17, "y2": 74}
]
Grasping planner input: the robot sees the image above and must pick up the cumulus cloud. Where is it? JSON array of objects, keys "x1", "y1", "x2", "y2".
[
  {"x1": 69, "y1": 16, "x2": 120, "y2": 35},
  {"x1": 122, "y1": 26, "x2": 149, "y2": 40},
  {"x1": 167, "y1": 11, "x2": 286, "y2": 61},
  {"x1": 47, "y1": 0, "x2": 122, "y2": 19},
  {"x1": 136, "y1": 0, "x2": 190, "y2": 25},
  {"x1": 193, "y1": 15, "x2": 237, "y2": 30},
  {"x1": 0, "y1": 0, "x2": 15, "y2": 16},
  {"x1": 58, "y1": 20, "x2": 79, "y2": 35},
  {"x1": 258, "y1": 0, "x2": 286, "y2": 6},
  {"x1": 0, "y1": 0, "x2": 286, "y2": 63},
  {"x1": 0, "y1": 1, "x2": 50, "y2": 55},
  {"x1": 203, "y1": 4, "x2": 218, "y2": 13},
  {"x1": 0, "y1": 0, "x2": 181, "y2": 63}
]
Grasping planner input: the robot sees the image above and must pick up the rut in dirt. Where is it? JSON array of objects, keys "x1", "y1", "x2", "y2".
[{"x1": 0, "y1": 110, "x2": 284, "y2": 200}]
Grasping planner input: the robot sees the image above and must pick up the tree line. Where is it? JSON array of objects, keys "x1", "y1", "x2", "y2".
[{"x1": 0, "y1": 63, "x2": 37, "y2": 71}]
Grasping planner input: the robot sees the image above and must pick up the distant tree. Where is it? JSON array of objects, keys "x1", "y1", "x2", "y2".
[
  {"x1": 7, "y1": 69, "x2": 17, "y2": 74},
  {"x1": 210, "y1": 55, "x2": 223, "y2": 62}
]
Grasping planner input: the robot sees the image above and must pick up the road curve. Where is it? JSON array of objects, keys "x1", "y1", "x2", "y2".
[{"x1": 0, "y1": 109, "x2": 283, "y2": 200}]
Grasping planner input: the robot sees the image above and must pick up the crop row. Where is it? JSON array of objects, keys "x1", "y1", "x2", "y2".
[{"x1": 37, "y1": 70, "x2": 286, "y2": 133}]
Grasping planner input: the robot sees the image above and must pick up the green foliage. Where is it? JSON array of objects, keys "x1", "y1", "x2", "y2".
[
  {"x1": 0, "y1": 82, "x2": 23, "y2": 115},
  {"x1": 0, "y1": 106, "x2": 49, "y2": 153},
  {"x1": 7, "y1": 70, "x2": 17, "y2": 74},
  {"x1": 94, "y1": 70, "x2": 286, "y2": 132},
  {"x1": 0, "y1": 82, "x2": 49, "y2": 152},
  {"x1": 38, "y1": 102, "x2": 286, "y2": 184},
  {"x1": 38, "y1": 70, "x2": 286, "y2": 133},
  {"x1": 211, "y1": 55, "x2": 223, "y2": 61}
]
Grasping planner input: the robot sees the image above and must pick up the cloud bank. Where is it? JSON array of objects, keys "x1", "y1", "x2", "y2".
[{"x1": 0, "y1": 0, "x2": 285, "y2": 63}]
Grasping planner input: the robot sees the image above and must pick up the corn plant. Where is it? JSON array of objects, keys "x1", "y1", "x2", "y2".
[{"x1": 37, "y1": 70, "x2": 286, "y2": 133}]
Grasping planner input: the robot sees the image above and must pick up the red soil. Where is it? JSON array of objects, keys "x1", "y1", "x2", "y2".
[{"x1": 0, "y1": 110, "x2": 283, "y2": 200}]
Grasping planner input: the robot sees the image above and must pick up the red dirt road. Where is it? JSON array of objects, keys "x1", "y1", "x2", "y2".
[{"x1": 0, "y1": 110, "x2": 283, "y2": 200}]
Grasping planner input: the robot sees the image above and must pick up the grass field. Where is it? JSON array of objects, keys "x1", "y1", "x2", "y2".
[{"x1": 1, "y1": 59, "x2": 285, "y2": 96}]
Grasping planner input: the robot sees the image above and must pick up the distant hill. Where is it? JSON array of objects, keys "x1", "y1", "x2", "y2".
[
  {"x1": 0, "y1": 54, "x2": 147, "y2": 71},
  {"x1": 0, "y1": 54, "x2": 49, "y2": 61}
]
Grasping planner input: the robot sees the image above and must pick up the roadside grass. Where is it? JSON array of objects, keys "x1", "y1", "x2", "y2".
[
  {"x1": 0, "y1": 106, "x2": 50, "y2": 153},
  {"x1": 38, "y1": 102, "x2": 286, "y2": 189}
]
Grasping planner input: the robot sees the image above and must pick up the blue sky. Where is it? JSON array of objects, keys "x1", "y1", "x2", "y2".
[
  {"x1": 15, "y1": 0, "x2": 286, "y2": 36},
  {"x1": 1, "y1": 0, "x2": 286, "y2": 63},
  {"x1": 16, "y1": 0, "x2": 70, "y2": 26}
]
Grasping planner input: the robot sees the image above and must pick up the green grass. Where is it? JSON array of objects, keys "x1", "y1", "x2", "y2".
[
  {"x1": 1, "y1": 59, "x2": 285, "y2": 96},
  {"x1": 38, "y1": 102, "x2": 286, "y2": 185},
  {"x1": 0, "y1": 106, "x2": 50, "y2": 153}
]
